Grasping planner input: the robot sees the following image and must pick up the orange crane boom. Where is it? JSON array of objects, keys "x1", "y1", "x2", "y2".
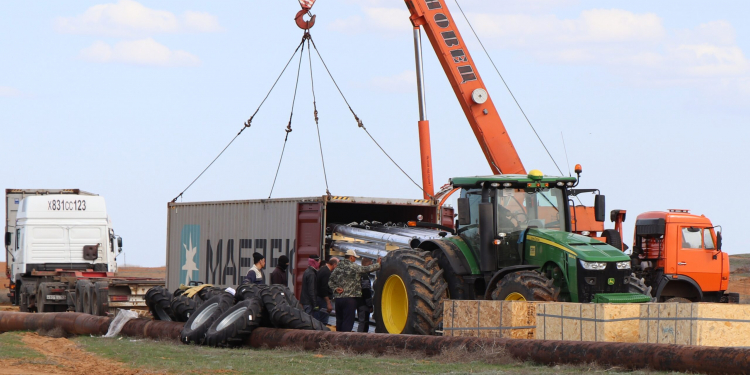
[{"x1": 405, "y1": 0, "x2": 526, "y2": 182}]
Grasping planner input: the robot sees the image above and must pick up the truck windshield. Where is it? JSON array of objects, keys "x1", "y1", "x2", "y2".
[{"x1": 496, "y1": 188, "x2": 565, "y2": 233}]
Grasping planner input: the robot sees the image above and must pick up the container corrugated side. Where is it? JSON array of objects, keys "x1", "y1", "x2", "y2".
[{"x1": 166, "y1": 197, "x2": 321, "y2": 290}]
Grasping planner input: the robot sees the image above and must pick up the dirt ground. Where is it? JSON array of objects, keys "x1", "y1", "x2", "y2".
[{"x1": 0, "y1": 333, "x2": 151, "y2": 375}]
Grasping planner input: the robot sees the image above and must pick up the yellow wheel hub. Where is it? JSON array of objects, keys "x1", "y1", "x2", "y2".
[
  {"x1": 382, "y1": 275, "x2": 408, "y2": 334},
  {"x1": 505, "y1": 292, "x2": 526, "y2": 301}
]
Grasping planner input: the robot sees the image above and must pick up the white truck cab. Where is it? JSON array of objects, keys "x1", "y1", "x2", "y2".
[{"x1": 10, "y1": 194, "x2": 121, "y2": 282}]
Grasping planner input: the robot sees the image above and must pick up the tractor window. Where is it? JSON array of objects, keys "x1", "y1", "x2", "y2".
[
  {"x1": 703, "y1": 229, "x2": 715, "y2": 250},
  {"x1": 681, "y1": 228, "x2": 702, "y2": 249},
  {"x1": 496, "y1": 188, "x2": 564, "y2": 232}
]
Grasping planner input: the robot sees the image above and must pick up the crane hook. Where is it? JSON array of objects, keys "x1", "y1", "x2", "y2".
[{"x1": 295, "y1": 0, "x2": 317, "y2": 30}]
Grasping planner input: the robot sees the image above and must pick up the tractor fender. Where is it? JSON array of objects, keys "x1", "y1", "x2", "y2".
[
  {"x1": 484, "y1": 265, "x2": 541, "y2": 300},
  {"x1": 418, "y1": 239, "x2": 471, "y2": 275},
  {"x1": 655, "y1": 274, "x2": 703, "y2": 301}
]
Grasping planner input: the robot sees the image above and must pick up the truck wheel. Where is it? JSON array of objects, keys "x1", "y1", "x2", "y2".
[
  {"x1": 491, "y1": 271, "x2": 559, "y2": 301},
  {"x1": 373, "y1": 250, "x2": 448, "y2": 335},
  {"x1": 36, "y1": 286, "x2": 47, "y2": 313},
  {"x1": 145, "y1": 286, "x2": 174, "y2": 321},
  {"x1": 267, "y1": 302, "x2": 329, "y2": 331},
  {"x1": 626, "y1": 274, "x2": 655, "y2": 301},
  {"x1": 205, "y1": 298, "x2": 265, "y2": 347},
  {"x1": 171, "y1": 294, "x2": 199, "y2": 322},
  {"x1": 180, "y1": 293, "x2": 235, "y2": 345},
  {"x1": 602, "y1": 229, "x2": 623, "y2": 251},
  {"x1": 92, "y1": 281, "x2": 109, "y2": 316},
  {"x1": 75, "y1": 280, "x2": 92, "y2": 313},
  {"x1": 83, "y1": 284, "x2": 94, "y2": 315}
]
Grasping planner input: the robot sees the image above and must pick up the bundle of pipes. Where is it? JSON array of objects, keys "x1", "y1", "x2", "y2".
[
  {"x1": 367, "y1": 225, "x2": 449, "y2": 240},
  {"x1": 330, "y1": 224, "x2": 421, "y2": 248},
  {"x1": 330, "y1": 241, "x2": 390, "y2": 260}
]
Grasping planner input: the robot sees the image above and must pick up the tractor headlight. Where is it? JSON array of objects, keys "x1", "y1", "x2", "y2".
[
  {"x1": 580, "y1": 260, "x2": 606, "y2": 270},
  {"x1": 616, "y1": 261, "x2": 631, "y2": 270}
]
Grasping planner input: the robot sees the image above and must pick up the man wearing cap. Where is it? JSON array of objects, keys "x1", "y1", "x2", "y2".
[
  {"x1": 244, "y1": 252, "x2": 266, "y2": 285},
  {"x1": 300, "y1": 255, "x2": 320, "y2": 318},
  {"x1": 270, "y1": 255, "x2": 289, "y2": 286},
  {"x1": 329, "y1": 250, "x2": 381, "y2": 332}
]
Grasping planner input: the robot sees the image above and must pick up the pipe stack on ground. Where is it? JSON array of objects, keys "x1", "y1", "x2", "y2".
[{"x1": 2, "y1": 311, "x2": 750, "y2": 374}]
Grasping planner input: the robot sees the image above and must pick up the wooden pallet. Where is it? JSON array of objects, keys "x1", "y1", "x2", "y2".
[
  {"x1": 535, "y1": 302, "x2": 641, "y2": 343},
  {"x1": 639, "y1": 303, "x2": 750, "y2": 347},
  {"x1": 442, "y1": 300, "x2": 540, "y2": 339}
]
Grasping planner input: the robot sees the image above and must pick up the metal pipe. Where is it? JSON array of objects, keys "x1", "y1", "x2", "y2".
[
  {"x1": 367, "y1": 226, "x2": 445, "y2": 240},
  {"x1": 331, "y1": 224, "x2": 420, "y2": 248},
  {"x1": 247, "y1": 328, "x2": 750, "y2": 375},
  {"x1": 0, "y1": 312, "x2": 183, "y2": 341},
  {"x1": 413, "y1": 26, "x2": 434, "y2": 200},
  {"x1": 413, "y1": 27, "x2": 427, "y2": 122},
  {"x1": 331, "y1": 241, "x2": 389, "y2": 260}
]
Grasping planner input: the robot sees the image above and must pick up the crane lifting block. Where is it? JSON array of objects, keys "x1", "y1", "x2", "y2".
[{"x1": 639, "y1": 303, "x2": 750, "y2": 347}]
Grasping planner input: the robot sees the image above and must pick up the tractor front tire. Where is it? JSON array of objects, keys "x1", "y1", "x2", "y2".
[
  {"x1": 373, "y1": 250, "x2": 448, "y2": 335},
  {"x1": 491, "y1": 271, "x2": 559, "y2": 301},
  {"x1": 626, "y1": 273, "x2": 655, "y2": 301}
]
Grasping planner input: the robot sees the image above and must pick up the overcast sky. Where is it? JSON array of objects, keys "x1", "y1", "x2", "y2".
[{"x1": 2, "y1": 1, "x2": 748, "y2": 266}]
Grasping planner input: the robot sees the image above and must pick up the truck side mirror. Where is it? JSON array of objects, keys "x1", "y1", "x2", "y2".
[
  {"x1": 717, "y1": 231, "x2": 722, "y2": 251},
  {"x1": 117, "y1": 237, "x2": 123, "y2": 252},
  {"x1": 457, "y1": 198, "x2": 471, "y2": 226},
  {"x1": 4, "y1": 232, "x2": 10, "y2": 247},
  {"x1": 594, "y1": 195, "x2": 605, "y2": 222}
]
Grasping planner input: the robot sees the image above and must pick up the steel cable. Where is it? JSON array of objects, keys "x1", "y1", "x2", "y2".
[
  {"x1": 171, "y1": 37, "x2": 307, "y2": 203},
  {"x1": 268, "y1": 37, "x2": 307, "y2": 199},
  {"x1": 307, "y1": 38, "x2": 331, "y2": 196},
  {"x1": 308, "y1": 35, "x2": 432, "y2": 199},
  {"x1": 453, "y1": 0, "x2": 563, "y2": 176}
]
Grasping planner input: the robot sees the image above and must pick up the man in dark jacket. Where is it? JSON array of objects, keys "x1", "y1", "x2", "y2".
[
  {"x1": 315, "y1": 257, "x2": 339, "y2": 323},
  {"x1": 356, "y1": 258, "x2": 374, "y2": 332},
  {"x1": 270, "y1": 255, "x2": 289, "y2": 286},
  {"x1": 300, "y1": 255, "x2": 320, "y2": 318}
]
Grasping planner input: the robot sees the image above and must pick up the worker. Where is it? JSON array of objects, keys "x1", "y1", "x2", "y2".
[
  {"x1": 329, "y1": 250, "x2": 381, "y2": 332},
  {"x1": 356, "y1": 257, "x2": 374, "y2": 332},
  {"x1": 316, "y1": 257, "x2": 339, "y2": 324},
  {"x1": 244, "y1": 252, "x2": 266, "y2": 285},
  {"x1": 270, "y1": 255, "x2": 289, "y2": 286},
  {"x1": 300, "y1": 254, "x2": 320, "y2": 318}
]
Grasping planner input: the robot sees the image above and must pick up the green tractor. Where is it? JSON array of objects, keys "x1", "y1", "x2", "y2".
[{"x1": 373, "y1": 170, "x2": 652, "y2": 335}]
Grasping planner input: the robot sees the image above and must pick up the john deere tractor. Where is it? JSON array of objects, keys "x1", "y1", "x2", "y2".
[{"x1": 373, "y1": 170, "x2": 651, "y2": 335}]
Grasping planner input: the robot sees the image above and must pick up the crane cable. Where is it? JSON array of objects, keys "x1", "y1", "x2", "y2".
[
  {"x1": 268, "y1": 34, "x2": 308, "y2": 199},
  {"x1": 308, "y1": 35, "x2": 433, "y2": 199},
  {"x1": 171, "y1": 36, "x2": 307, "y2": 203},
  {"x1": 307, "y1": 38, "x2": 331, "y2": 197},
  {"x1": 453, "y1": 0, "x2": 564, "y2": 176}
]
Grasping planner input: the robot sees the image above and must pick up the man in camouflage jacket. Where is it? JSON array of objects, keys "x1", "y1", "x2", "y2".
[{"x1": 329, "y1": 249, "x2": 381, "y2": 332}]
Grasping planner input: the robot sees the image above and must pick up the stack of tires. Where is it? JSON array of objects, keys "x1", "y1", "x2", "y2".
[{"x1": 146, "y1": 284, "x2": 328, "y2": 348}]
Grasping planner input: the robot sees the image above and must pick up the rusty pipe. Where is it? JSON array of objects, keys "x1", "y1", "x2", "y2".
[
  {"x1": 0, "y1": 312, "x2": 183, "y2": 341},
  {"x1": 247, "y1": 328, "x2": 750, "y2": 375}
]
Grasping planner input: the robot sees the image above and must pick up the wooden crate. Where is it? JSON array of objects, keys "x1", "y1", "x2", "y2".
[
  {"x1": 536, "y1": 302, "x2": 641, "y2": 343},
  {"x1": 442, "y1": 300, "x2": 539, "y2": 339},
  {"x1": 639, "y1": 303, "x2": 750, "y2": 347}
]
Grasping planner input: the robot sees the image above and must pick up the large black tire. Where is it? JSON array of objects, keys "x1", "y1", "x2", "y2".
[
  {"x1": 180, "y1": 293, "x2": 235, "y2": 345},
  {"x1": 197, "y1": 287, "x2": 227, "y2": 302},
  {"x1": 83, "y1": 284, "x2": 94, "y2": 315},
  {"x1": 432, "y1": 249, "x2": 470, "y2": 300},
  {"x1": 171, "y1": 294, "x2": 199, "y2": 322},
  {"x1": 146, "y1": 286, "x2": 174, "y2": 321},
  {"x1": 92, "y1": 281, "x2": 109, "y2": 316},
  {"x1": 205, "y1": 298, "x2": 264, "y2": 347},
  {"x1": 269, "y1": 285, "x2": 303, "y2": 310},
  {"x1": 373, "y1": 250, "x2": 448, "y2": 335},
  {"x1": 235, "y1": 283, "x2": 267, "y2": 303},
  {"x1": 491, "y1": 270, "x2": 559, "y2": 301},
  {"x1": 75, "y1": 280, "x2": 92, "y2": 313},
  {"x1": 267, "y1": 302, "x2": 329, "y2": 331},
  {"x1": 626, "y1": 273, "x2": 655, "y2": 301},
  {"x1": 602, "y1": 229, "x2": 623, "y2": 251}
]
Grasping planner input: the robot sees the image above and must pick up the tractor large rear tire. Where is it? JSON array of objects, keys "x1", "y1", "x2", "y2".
[
  {"x1": 373, "y1": 250, "x2": 448, "y2": 335},
  {"x1": 432, "y1": 250, "x2": 470, "y2": 300},
  {"x1": 490, "y1": 271, "x2": 559, "y2": 301},
  {"x1": 146, "y1": 286, "x2": 174, "y2": 321}
]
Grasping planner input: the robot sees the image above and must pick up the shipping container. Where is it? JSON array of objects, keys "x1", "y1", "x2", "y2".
[{"x1": 166, "y1": 195, "x2": 453, "y2": 297}]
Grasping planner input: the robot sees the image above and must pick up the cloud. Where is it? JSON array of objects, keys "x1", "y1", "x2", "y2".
[
  {"x1": 368, "y1": 70, "x2": 416, "y2": 93},
  {"x1": 55, "y1": 0, "x2": 223, "y2": 37},
  {"x1": 79, "y1": 38, "x2": 201, "y2": 67},
  {"x1": 328, "y1": 7, "x2": 411, "y2": 35},
  {"x1": 0, "y1": 86, "x2": 22, "y2": 97}
]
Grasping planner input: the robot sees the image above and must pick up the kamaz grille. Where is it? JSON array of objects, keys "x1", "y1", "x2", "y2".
[{"x1": 576, "y1": 262, "x2": 630, "y2": 303}]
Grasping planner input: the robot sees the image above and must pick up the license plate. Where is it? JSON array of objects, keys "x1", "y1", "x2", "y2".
[{"x1": 46, "y1": 295, "x2": 66, "y2": 300}]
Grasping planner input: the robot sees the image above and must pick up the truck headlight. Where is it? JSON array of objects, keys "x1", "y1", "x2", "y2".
[
  {"x1": 616, "y1": 261, "x2": 631, "y2": 270},
  {"x1": 580, "y1": 260, "x2": 606, "y2": 270}
]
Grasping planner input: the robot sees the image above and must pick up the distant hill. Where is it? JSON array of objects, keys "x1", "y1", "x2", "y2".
[{"x1": 730, "y1": 254, "x2": 750, "y2": 277}]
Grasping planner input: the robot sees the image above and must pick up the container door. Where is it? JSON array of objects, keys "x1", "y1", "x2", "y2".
[
  {"x1": 294, "y1": 203, "x2": 323, "y2": 298},
  {"x1": 677, "y1": 226, "x2": 722, "y2": 292}
]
